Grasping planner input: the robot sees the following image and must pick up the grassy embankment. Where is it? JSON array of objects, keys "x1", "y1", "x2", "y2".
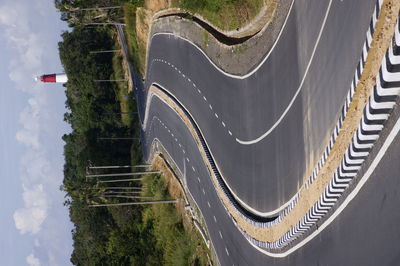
[
  {"x1": 122, "y1": 0, "x2": 265, "y2": 75},
  {"x1": 112, "y1": 2, "x2": 212, "y2": 264},
  {"x1": 173, "y1": 0, "x2": 265, "y2": 31},
  {"x1": 140, "y1": 174, "x2": 210, "y2": 265}
]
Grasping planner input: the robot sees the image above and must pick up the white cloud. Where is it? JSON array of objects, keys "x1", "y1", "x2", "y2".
[
  {"x1": 0, "y1": 0, "x2": 72, "y2": 264},
  {"x1": 13, "y1": 184, "x2": 48, "y2": 234},
  {"x1": 26, "y1": 253, "x2": 41, "y2": 266},
  {"x1": 34, "y1": 239, "x2": 41, "y2": 247}
]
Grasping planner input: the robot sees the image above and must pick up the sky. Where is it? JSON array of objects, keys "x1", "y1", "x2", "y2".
[{"x1": 0, "y1": 0, "x2": 74, "y2": 265}]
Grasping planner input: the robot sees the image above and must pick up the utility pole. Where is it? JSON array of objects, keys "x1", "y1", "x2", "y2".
[
  {"x1": 94, "y1": 79, "x2": 127, "y2": 82},
  {"x1": 103, "y1": 191, "x2": 142, "y2": 194},
  {"x1": 88, "y1": 164, "x2": 150, "y2": 169},
  {"x1": 84, "y1": 22, "x2": 126, "y2": 26},
  {"x1": 100, "y1": 195, "x2": 152, "y2": 199},
  {"x1": 97, "y1": 137, "x2": 140, "y2": 140},
  {"x1": 103, "y1": 112, "x2": 138, "y2": 115},
  {"x1": 67, "y1": 6, "x2": 122, "y2": 12},
  {"x1": 86, "y1": 170, "x2": 161, "y2": 178},
  {"x1": 90, "y1": 187, "x2": 144, "y2": 190},
  {"x1": 89, "y1": 199, "x2": 179, "y2": 207},
  {"x1": 97, "y1": 178, "x2": 143, "y2": 183},
  {"x1": 90, "y1": 49, "x2": 121, "y2": 54}
]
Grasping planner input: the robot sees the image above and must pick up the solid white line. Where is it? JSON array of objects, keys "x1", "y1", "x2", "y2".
[
  {"x1": 149, "y1": 0, "x2": 295, "y2": 80},
  {"x1": 236, "y1": 0, "x2": 333, "y2": 145},
  {"x1": 249, "y1": 115, "x2": 400, "y2": 257}
]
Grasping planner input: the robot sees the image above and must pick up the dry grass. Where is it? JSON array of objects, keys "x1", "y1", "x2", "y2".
[{"x1": 172, "y1": 0, "x2": 266, "y2": 31}]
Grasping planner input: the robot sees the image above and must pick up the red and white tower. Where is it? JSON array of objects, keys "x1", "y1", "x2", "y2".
[{"x1": 35, "y1": 73, "x2": 68, "y2": 83}]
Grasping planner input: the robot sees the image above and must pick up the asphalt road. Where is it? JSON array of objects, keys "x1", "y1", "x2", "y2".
[
  {"x1": 143, "y1": 96, "x2": 400, "y2": 265},
  {"x1": 143, "y1": 0, "x2": 377, "y2": 212}
]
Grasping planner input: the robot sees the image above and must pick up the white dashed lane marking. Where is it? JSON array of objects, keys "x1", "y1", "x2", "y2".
[
  {"x1": 225, "y1": 247, "x2": 230, "y2": 256},
  {"x1": 202, "y1": 188, "x2": 205, "y2": 195},
  {"x1": 219, "y1": 231, "x2": 223, "y2": 239},
  {"x1": 207, "y1": 201, "x2": 211, "y2": 208},
  {"x1": 213, "y1": 216, "x2": 217, "y2": 223},
  {"x1": 154, "y1": 58, "x2": 236, "y2": 138}
]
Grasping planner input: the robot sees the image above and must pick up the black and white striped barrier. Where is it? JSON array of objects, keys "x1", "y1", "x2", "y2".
[{"x1": 244, "y1": 9, "x2": 400, "y2": 250}]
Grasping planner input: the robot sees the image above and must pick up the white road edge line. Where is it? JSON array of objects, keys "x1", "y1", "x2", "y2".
[
  {"x1": 250, "y1": 115, "x2": 400, "y2": 257},
  {"x1": 236, "y1": 0, "x2": 333, "y2": 145}
]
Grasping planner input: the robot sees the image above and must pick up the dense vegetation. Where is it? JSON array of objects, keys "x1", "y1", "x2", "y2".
[{"x1": 56, "y1": 1, "x2": 209, "y2": 265}]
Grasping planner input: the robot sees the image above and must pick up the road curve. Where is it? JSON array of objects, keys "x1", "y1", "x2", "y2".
[
  {"x1": 130, "y1": 0, "x2": 400, "y2": 264},
  {"x1": 145, "y1": 0, "x2": 377, "y2": 213}
]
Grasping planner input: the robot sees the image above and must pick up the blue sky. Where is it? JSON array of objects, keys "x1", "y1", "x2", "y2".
[{"x1": 0, "y1": 0, "x2": 73, "y2": 265}]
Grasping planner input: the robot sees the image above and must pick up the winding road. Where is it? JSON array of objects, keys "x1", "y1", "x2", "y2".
[{"x1": 126, "y1": 0, "x2": 400, "y2": 264}]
